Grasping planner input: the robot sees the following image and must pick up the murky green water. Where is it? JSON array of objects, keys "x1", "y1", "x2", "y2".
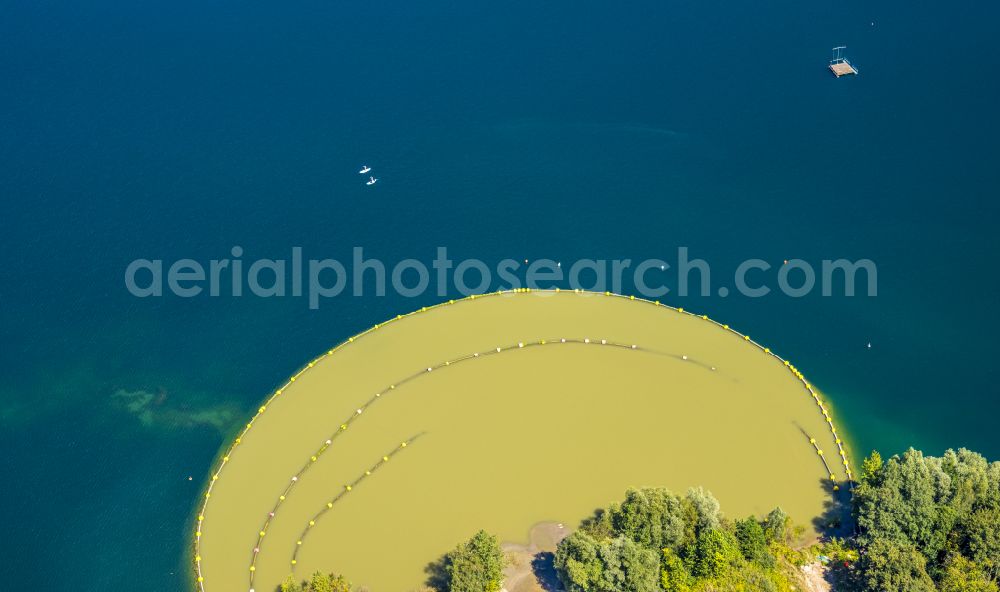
[{"x1": 197, "y1": 291, "x2": 843, "y2": 592}]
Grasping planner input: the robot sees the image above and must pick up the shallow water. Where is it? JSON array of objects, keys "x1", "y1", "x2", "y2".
[{"x1": 199, "y1": 292, "x2": 844, "y2": 591}]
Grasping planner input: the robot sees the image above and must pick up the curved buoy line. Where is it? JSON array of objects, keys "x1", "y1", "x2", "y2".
[
  {"x1": 807, "y1": 435, "x2": 840, "y2": 491},
  {"x1": 247, "y1": 437, "x2": 421, "y2": 588},
  {"x1": 192, "y1": 288, "x2": 852, "y2": 592},
  {"x1": 288, "y1": 437, "x2": 421, "y2": 570},
  {"x1": 243, "y1": 337, "x2": 640, "y2": 589}
]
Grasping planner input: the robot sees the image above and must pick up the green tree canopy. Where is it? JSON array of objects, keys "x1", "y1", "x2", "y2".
[
  {"x1": 691, "y1": 527, "x2": 743, "y2": 579},
  {"x1": 734, "y1": 516, "x2": 773, "y2": 567},
  {"x1": 939, "y1": 554, "x2": 999, "y2": 592},
  {"x1": 609, "y1": 488, "x2": 687, "y2": 553},
  {"x1": 684, "y1": 487, "x2": 721, "y2": 535},
  {"x1": 853, "y1": 447, "x2": 1000, "y2": 590},
  {"x1": 660, "y1": 548, "x2": 691, "y2": 592},
  {"x1": 966, "y1": 507, "x2": 1000, "y2": 583},
  {"x1": 860, "y1": 450, "x2": 883, "y2": 485},
  {"x1": 445, "y1": 530, "x2": 506, "y2": 592},
  {"x1": 762, "y1": 507, "x2": 789, "y2": 544},
  {"x1": 279, "y1": 573, "x2": 351, "y2": 592},
  {"x1": 859, "y1": 538, "x2": 936, "y2": 592},
  {"x1": 554, "y1": 530, "x2": 659, "y2": 592}
]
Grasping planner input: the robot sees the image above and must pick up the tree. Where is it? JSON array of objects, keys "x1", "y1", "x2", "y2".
[
  {"x1": 691, "y1": 527, "x2": 742, "y2": 579},
  {"x1": 660, "y1": 548, "x2": 691, "y2": 592},
  {"x1": 280, "y1": 575, "x2": 304, "y2": 592},
  {"x1": 305, "y1": 572, "x2": 351, "y2": 592},
  {"x1": 309, "y1": 572, "x2": 335, "y2": 592},
  {"x1": 554, "y1": 488, "x2": 805, "y2": 592},
  {"x1": 445, "y1": 530, "x2": 506, "y2": 592},
  {"x1": 851, "y1": 447, "x2": 1000, "y2": 591},
  {"x1": 939, "y1": 554, "x2": 998, "y2": 592},
  {"x1": 555, "y1": 530, "x2": 602, "y2": 590},
  {"x1": 684, "y1": 487, "x2": 721, "y2": 535},
  {"x1": 276, "y1": 573, "x2": 352, "y2": 592},
  {"x1": 861, "y1": 450, "x2": 884, "y2": 485},
  {"x1": 859, "y1": 538, "x2": 935, "y2": 592},
  {"x1": 966, "y1": 507, "x2": 1000, "y2": 583},
  {"x1": 580, "y1": 507, "x2": 616, "y2": 541},
  {"x1": 854, "y1": 448, "x2": 952, "y2": 559},
  {"x1": 609, "y1": 488, "x2": 686, "y2": 553},
  {"x1": 734, "y1": 517, "x2": 773, "y2": 567},
  {"x1": 762, "y1": 507, "x2": 789, "y2": 544},
  {"x1": 554, "y1": 531, "x2": 659, "y2": 592}
]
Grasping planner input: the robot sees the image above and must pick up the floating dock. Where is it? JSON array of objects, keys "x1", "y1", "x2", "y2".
[{"x1": 829, "y1": 46, "x2": 858, "y2": 77}]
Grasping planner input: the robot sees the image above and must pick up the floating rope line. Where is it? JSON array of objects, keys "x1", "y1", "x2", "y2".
[
  {"x1": 193, "y1": 288, "x2": 853, "y2": 592},
  {"x1": 806, "y1": 434, "x2": 840, "y2": 491},
  {"x1": 246, "y1": 437, "x2": 421, "y2": 588},
  {"x1": 243, "y1": 337, "x2": 640, "y2": 589},
  {"x1": 636, "y1": 292, "x2": 851, "y2": 482},
  {"x1": 287, "y1": 437, "x2": 421, "y2": 573},
  {"x1": 194, "y1": 294, "x2": 512, "y2": 590}
]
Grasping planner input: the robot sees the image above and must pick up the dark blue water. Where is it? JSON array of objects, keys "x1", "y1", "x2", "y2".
[{"x1": 2, "y1": 1, "x2": 998, "y2": 590}]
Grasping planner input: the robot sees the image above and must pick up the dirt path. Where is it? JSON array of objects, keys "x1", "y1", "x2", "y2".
[
  {"x1": 501, "y1": 523, "x2": 569, "y2": 592},
  {"x1": 800, "y1": 562, "x2": 832, "y2": 592}
]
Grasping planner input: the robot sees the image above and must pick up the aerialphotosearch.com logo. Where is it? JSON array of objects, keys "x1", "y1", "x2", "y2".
[{"x1": 124, "y1": 246, "x2": 877, "y2": 309}]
